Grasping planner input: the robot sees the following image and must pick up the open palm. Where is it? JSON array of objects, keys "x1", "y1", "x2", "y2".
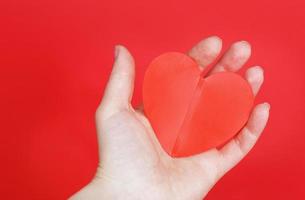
[{"x1": 70, "y1": 36, "x2": 270, "y2": 200}]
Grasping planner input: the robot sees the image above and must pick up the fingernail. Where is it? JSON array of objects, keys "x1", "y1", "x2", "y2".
[
  {"x1": 253, "y1": 66, "x2": 264, "y2": 73},
  {"x1": 114, "y1": 45, "x2": 120, "y2": 60},
  {"x1": 264, "y1": 102, "x2": 270, "y2": 110},
  {"x1": 237, "y1": 40, "x2": 250, "y2": 46}
]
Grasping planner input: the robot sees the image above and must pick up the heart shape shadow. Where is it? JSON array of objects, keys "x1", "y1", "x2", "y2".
[{"x1": 143, "y1": 52, "x2": 254, "y2": 157}]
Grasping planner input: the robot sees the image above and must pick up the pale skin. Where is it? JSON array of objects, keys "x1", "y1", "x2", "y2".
[{"x1": 70, "y1": 36, "x2": 270, "y2": 200}]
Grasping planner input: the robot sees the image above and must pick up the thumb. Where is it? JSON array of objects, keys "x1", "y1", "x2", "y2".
[{"x1": 97, "y1": 45, "x2": 135, "y2": 120}]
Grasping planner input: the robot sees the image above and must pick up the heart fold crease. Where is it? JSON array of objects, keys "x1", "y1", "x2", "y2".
[{"x1": 143, "y1": 52, "x2": 254, "y2": 157}]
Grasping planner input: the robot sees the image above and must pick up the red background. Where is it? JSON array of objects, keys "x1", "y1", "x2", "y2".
[{"x1": 1, "y1": 0, "x2": 305, "y2": 199}]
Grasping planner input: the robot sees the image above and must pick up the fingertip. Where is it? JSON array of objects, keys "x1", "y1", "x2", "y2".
[
  {"x1": 231, "y1": 40, "x2": 252, "y2": 59},
  {"x1": 253, "y1": 102, "x2": 270, "y2": 119},
  {"x1": 261, "y1": 102, "x2": 271, "y2": 116},
  {"x1": 114, "y1": 45, "x2": 120, "y2": 59},
  {"x1": 246, "y1": 66, "x2": 264, "y2": 95},
  {"x1": 233, "y1": 40, "x2": 251, "y2": 50},
  {"x1": 207, "y1": 35, "x2": 222, "y2": 41},
  {"x1": 205, "y1": 35, "x2": 223, "y2": 47},
  {"x1": 114, "y1": 44, "x2": 133, "y2": 57},
  {"x1": 188, "y1": 36, "x2": 222, "y2": 68},
  {"x1": 203, "y1": 35, "x2": 223, "y2": 53},
  {"x1": 190, "y1": 37, "x2": 222, "y2": 56},
  {"x1": 248, "y1": 102, "x2": 270, "y2": 134},
  {"x1": 112, "y1": 44, "x2": 135, "y2": 70},
  {"x1": 258, "y1": 102, "x2": 270, "y2": 123},
  {"x1": 115, "y1": 44, "x2": 128, "y2": 53},
  {"x1": 247, "y1": 65, "x2": 264, "y2": 74},
  {"x1": 211, "y1": 40, "x2": 252, "y2": 73},
  {"x1": 256, "y1": 102, "x2": 270, "y2": 112}
]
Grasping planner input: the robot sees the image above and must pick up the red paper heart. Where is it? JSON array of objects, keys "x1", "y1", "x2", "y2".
[{"x1": 143, "y1": 52, "x2": 254, "y2": 157}]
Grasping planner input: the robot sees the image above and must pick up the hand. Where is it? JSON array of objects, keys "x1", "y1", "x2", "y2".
[{"x1": 70, "y1": 36, "x2": 270, "y2": 200}]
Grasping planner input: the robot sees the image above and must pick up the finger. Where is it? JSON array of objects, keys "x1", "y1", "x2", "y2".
[
  {"x1": 137, "y1": 37, "x2": 222, "y2": 113},
  {"x1": 218, "y1": 103, "x2": 270, "y2": 175},
  {"x1": 245, "y1": 66, "x2": 264, "y2": 96},
  {"x1": 209, "y1": 41, "x2": 251, "y2": 74},
  {"x1": 97, "y1": 45, "x2": 135, "y2": 119},
  {"x1": 188, "y1": 36, "x2": 222, "y2": 70}
]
